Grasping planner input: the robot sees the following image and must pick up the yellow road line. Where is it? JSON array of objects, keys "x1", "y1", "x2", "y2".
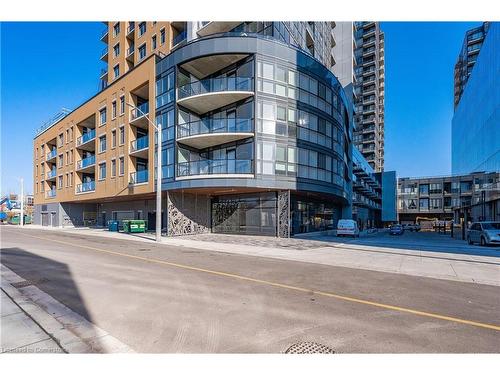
[{"x1": 16, "y1": 231, "x2": 500, "y2": 332}]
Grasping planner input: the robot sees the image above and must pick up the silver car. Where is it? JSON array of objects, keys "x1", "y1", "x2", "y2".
[{"x1": 467, "y1": 222, "x2": 500, "y2": 246}]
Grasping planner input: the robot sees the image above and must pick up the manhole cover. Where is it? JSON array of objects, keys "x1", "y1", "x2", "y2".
[
  {"x1": 11, "y1": 278, "x2": 49, "y2": 289},
  {"x1": 284, "y1": 342, "x2": 335, "y2": 354}
]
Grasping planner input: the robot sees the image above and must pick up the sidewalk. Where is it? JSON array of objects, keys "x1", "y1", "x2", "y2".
[{"x1": 15, "y1": 225, "x2": 500, "y2": 287}]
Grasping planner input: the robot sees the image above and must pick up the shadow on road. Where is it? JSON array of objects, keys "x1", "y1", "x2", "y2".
[{"x1": 1, "y1": 247, "x2": 93, "y2": 322}]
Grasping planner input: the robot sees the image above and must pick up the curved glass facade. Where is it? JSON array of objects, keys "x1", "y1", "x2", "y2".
[{"x1": 156, "y1": 34, "x2": 352, "y2": 236}]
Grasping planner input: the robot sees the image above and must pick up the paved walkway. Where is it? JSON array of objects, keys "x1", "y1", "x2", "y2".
[{"x1": 12, "y1": 225, "x2": 500, "y2": 286}]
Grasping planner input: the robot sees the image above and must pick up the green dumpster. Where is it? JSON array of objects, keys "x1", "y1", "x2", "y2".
[{"x1": 128, "y1": 220, "x2": 146, "y2": 233}]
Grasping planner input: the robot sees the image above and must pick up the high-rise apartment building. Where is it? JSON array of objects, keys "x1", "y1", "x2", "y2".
[
  {"x1": 452, "y1": 21, "x2": 499, "y2": 175},
  {"x1": 332, "y1": 22, "x2": 385, "y2": 172},
  {"x1": 33, "y1": 21, "x2": 355, "y2": 236},
  {"x1": 453, "y1": 22, "x2": 489, "y2": 109}
]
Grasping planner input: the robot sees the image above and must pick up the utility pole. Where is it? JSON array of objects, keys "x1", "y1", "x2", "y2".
[
  {"x1": 20, "y1": 177, "x2": 24, "y2": 227},
  {"x1": 127, "y1": 103, "x2": 162, "y2": 242}
]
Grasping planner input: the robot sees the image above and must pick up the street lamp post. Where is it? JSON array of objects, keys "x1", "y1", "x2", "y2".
[{"x1": 127, "y1": 102, "x2": 162, "y2": 242}]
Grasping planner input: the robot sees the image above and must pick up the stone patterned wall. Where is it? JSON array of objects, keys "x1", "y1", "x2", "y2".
[
  {"x1": 277, "y1": 190, "x2": 290, "y2": 238},
  {"x1": 167, "y1": 191, "x2": 211, "y2": 236}
]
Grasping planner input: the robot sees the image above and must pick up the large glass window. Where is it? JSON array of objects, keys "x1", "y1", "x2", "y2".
[{"x1": 156, "y1": 72, "x2": 175, "y2": 108}]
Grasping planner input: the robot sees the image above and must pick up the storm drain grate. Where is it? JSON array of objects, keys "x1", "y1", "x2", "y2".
[
  {"x1": 284, "y1": 342, "x2": 335, "y2": 354},
  {"x1": 11, "y1": 278, "x2": 49, "y2": 289}
]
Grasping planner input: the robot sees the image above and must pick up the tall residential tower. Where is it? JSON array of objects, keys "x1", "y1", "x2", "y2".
[{"x1": 332, "y1": 22, "x2": 385, "y2": 172}]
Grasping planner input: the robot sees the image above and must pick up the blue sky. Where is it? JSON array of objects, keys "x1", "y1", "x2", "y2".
[{"x1": 0, "y1": 21, "x2": 482, "y2": 195}]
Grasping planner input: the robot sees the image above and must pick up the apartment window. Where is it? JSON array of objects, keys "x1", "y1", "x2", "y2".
[
  {"x1": 100, "y1": 107, "x2": 107, "y2": 125},
  {"x1": 113, "y1": 64, "x2": 120, "y2": 79},
  {"x1": 70, "y1": 172, "x2": 73, "y2": 187},
  {"x1": 99, "y1": 135, "x2": 107, "y2": 153},
  {"x1": 120, "y1": 96, "x2": 125, "y2": 115},
  {"x1": 419, "y1": 184, "x2": 429, "y2": 195},
  {"x1": 429, "y1": 183, "x2": 442, "y2": 194},
  {"x1": 36, "y1": 165, "x2": 38, "y2": 176},
  {"x1": 36, "y1": 182, "x2": 38, "y2": 194},
  {"x1": 112, "y1": 100, "x2": 117, "y2": 119},
  {"x1": 58, "y1": 175, "x2": 63, "y2": 189},
  {"x1": 58, "y1": 154, "x2": 64, "y2": 168},
  {"x1": 99, "y1": 162, "x2": 106, "y2": 180},
  {"x1": 69, "y1": 126, "x2": 73, "y2": 142},
  {"x1": 119, "y1": 126, "x2": 125, "y2": 145},
  {"x1": 65, "y1": 151, "x2": 69, "y2": 165},
  {"x1": 111, "y1": 129, "x2": 117, "y2": 148},
  {"x1": 69, "y1": 150, "x2": 73, "y2": 164},
  {"x1": 65, "y1": 129, "x2": 70, "y2": 143},
  {"x1": 138, "y1": 43, "x2": 146, "y2": 60},
  {"x1": 139, "y1": 22, "x2": 146, "y2": 36},
  {"x1": 58, "y1": 133, "x2": 64, "y2": 147},
  {"x1": 111, "y1": 159, "x2": 117, "y2": 177},
  {"x1": 35, "y1": 148, "x2": 38, "y2": 160},
  {"x1": 430, "y1": 198, "x2": 442, "y2": 209},
  {"x1": 113, "y1": 22, "x2": 120, "y2": 37},
  {"x1": 119, "y1": 156, "x2": 124, "y2": 176},
  {"x1": 113, "y1": 43, "x2": 120, "y2": 57},
  {"x1": 419, "y1": 198, "x2": 429, "y2": 210},
  {"x1": 151, "y1": 35, "x2": 157, "y2": 50},
  {"x1": 160, "y1": 28, "x2": 165, "y2": 44},
  {"x1": 65, "y1": 173, "x2": 69, "y2": 187}
]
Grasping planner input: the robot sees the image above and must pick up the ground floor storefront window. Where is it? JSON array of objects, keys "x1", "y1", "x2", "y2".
[{"x1": 291, "y1": 197, "x2": 339, "y2": 235}]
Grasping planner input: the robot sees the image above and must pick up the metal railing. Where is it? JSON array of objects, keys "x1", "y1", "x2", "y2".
[
  {"x1": 77, "y1": 181, "x2": 95, "y2": 193},
  {"x1": 172, "y1": 30, "x2": 187, "y2": 46},
  {"x1": 46, "y1": 149, "x2": 57, "y2": 160},
  {"x1": 130, "y1": 169, "x2": 149, "y2": 184},
  {"x1": 177, "y1": 118, "x2": 253, "y2": 138},
  {"x1": 46, "y1": 169, "x2": 57, "y2": 179},
  {"x1": 127, "y1": 23, "x2": 135, "y2": 34},
  {"x1": 178, "y1": 77, "x2": 253, "y2": 99},
  {"x1": 131, "y1": 135, "x2": 149, "y2": 152},
  {"x1": 131, "y1": 102, "x2": 149, "y2": 120},
  {"x1": 177, "y1": 159, "x2": 253, "y2": 177},
  {"x1": 46, "y1": 190, "x2": 56, "y2": 198},
  {"x1": 77, "y1": 155, "x2": 96, "y2": 170},
  {"x1": 77, "y1": 129, "x2": 96, "y2": 146},
  {"x1": 101, "y1": 47, "x2": 108, "y2": 58}
]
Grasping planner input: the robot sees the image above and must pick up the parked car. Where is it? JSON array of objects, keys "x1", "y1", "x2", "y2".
[
  {"x1": 336, "y1": 219, "x2": 360, "y2": 237},
  {"x1": 389, "y1": 224, "x2": 404, "y2": 235},
  {"x1": 403, "y1": 223, "x2": 421, "y2": 232},
  {"x1": 467, "y1": 221, "x2": 500, "y2": 246}
]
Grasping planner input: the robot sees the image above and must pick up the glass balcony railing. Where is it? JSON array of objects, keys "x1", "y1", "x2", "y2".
[
  {"x1": 177, "y1": 118, "x2": 253, "y2": 138},
  {"x1": 172, "y1": 30, "x2": 187, "y2": 46},
  {"x1": 46, "y1": 189, "x2": 56, "y2": 198},
  {"x1": 131, "y1": 135, "x2": 149, "y2": 152},
  {"x1": 101, "y1": 28, "x2": 108, "y2": 38},
  {"x1": 130, "y1": 169, "x2": 149, "y2": 184},
  {"x1": 77, "y1": 181, "x2": 95, "y2": 193},
  {"x1": 46, "y1": 169, "x2": 57, "y2": 179},
  {"x1": 77, "y1": 155, "x2": 96, "y2": 170},
  {"x1": 77, "y1": 129, "x2": 96, "y2": 146},
  {"x1": 178, "y1": 77, "x2": 253, "y2": 99},
  {"x1": 177, "y1": 159, "x2": 253, "y2": 177},
  {"x1": 131, "y1": 102, "x2": 149, "y2": 120},
  {"x1": 127, "y1": 23, "x2": 135, "y2": 35},
  {"x1": 46, "y1": 149, "x2": 57, "y2": 160},
  {"x1": 101, "y1": 47, "x2": 108, "y2": 58}
]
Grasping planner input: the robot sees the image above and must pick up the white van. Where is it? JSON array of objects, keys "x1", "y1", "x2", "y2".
[{"x1": 336, "y1": 219, "x2": 360, "y2": 237}]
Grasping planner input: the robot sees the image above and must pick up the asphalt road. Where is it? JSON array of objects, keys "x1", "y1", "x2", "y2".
[{"x1": 1, "y1": 226, "x2": 499, "y2": 353}]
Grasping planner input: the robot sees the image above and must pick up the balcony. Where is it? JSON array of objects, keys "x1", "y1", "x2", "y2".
[
  {"x1": 45, "y1": 190, "x2": 56, "y2": 199},
  {"x1": 177, "y1": 77, "x2": 254, "y2": 115},
  {"x1": 100, "y1": 47, "x2": 108, "y2": 62},
  {"x1": 76, "y1": 181, "x2": 95, "y2": 194},
  {"x1": 100, "y1": 28, "x2": 109, "y2": 42},
  {"x1": 130, "y1": 169, "x2": 148, "y2": 184},
  {"x1": 100, "y1": 68, "x2": 108, "y2": 80},
  {"x1": 130, "y1": 135, "x2": 149, "y2": 158},
  {"x1": 46, "y1": 169, "x2": 57, "y2": 181},
  {"x1": 172, "y1": 30, "x2": 187, "y2": 47},
  {"x1": 130, "y1": 102, "x2": 150, "y2": 128},
  {"x1": 126, "y1": 46, "x2": 135, "y2": 62},
  {"x1": 177, "y1": 118, "x2": 253, "y2": 149},
  {"x1": 177, "y1": 159, "x2": 253, "y2": 180},
  {"x1": 76, "y1": 155, "x2": 96, "y2": 172},
  {"x1": 126, "y1": 23, "x2": 135, "y2": 38},
  {"x1": 46, "y1": 149, "x2": 57, "y2": 161},
  {"x1": 76, "y1": 129, "x2": 96, "y2": 150},
  {"x1": 196, "y1": 22, "x2": 241, "y2": 37}
]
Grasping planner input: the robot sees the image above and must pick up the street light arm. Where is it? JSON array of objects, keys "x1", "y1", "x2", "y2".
[{"x1": 126, "y1": 102, "x2": 160, "y2": 131}]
